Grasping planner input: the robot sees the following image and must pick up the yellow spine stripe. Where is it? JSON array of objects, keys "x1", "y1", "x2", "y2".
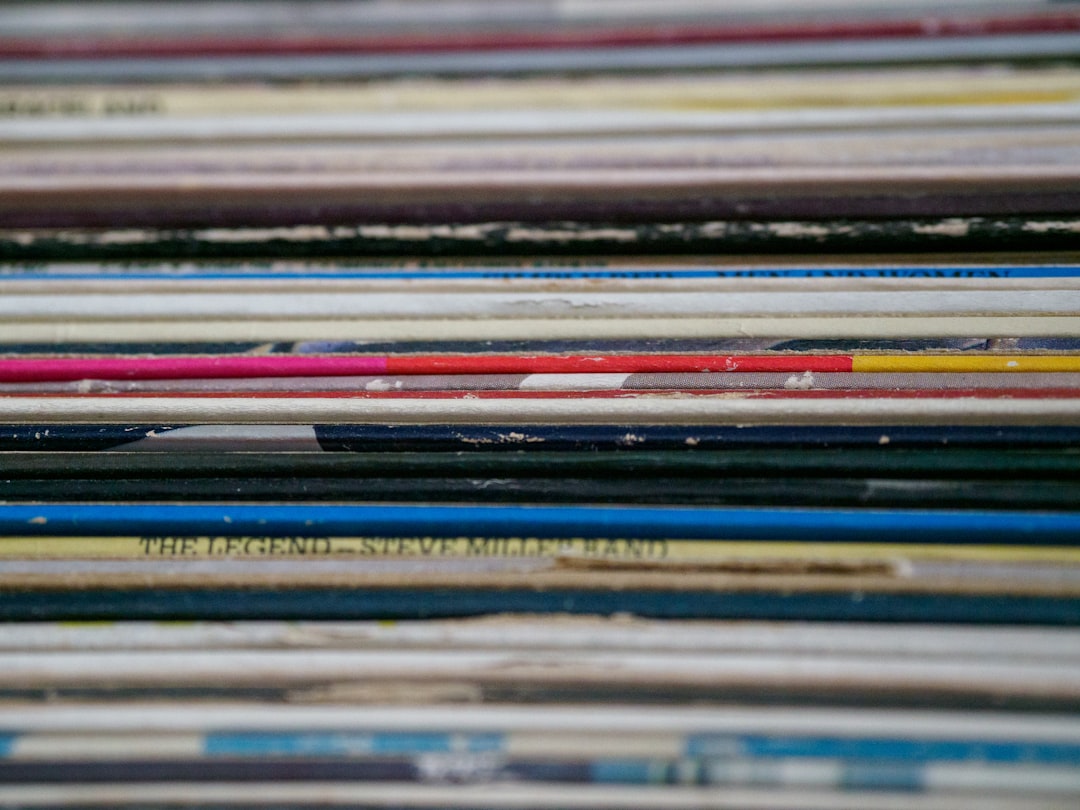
[{"x1": 852, "y1": 355, "x2": 1080, "y2": 373}]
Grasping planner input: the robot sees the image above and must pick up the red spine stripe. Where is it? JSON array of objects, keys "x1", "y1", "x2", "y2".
[{"x1": 383, "y1": 355, "x2": 856, "y2": 374}]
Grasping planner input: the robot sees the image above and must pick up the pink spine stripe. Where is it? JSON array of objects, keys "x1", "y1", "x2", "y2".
[
  {"x1": 0, "y1": 356, "x2": 390, "y2": 382},
  {"x1": 2, "y1": 13, "x2": 1077, "y2": 59}
]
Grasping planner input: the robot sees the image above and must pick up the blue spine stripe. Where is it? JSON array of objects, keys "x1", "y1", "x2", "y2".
[
  {"x1": 841, "y1": 762, "x2": 925, "y2": 792},
  {"x1": 591, "y1": 759, "x2": 675, "y2": 784},
  {"x1": 686, "y1": 735, "x2": 1080, "y2": 765},
  {"x1": 205, "y1": 731, "x2": 504, "y2": 756},
  {"x1": 3, "y1": 266, "x2": 1080, "y2": 282},
  {"x1": 2, "y1": 503, "x2": 1078, "y2": 544}
]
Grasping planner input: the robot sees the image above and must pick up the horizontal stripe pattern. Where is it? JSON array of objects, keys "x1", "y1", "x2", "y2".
[
  {"x1": 3, "y1": 354, "x2": 1080, "y2": 382},
  {"x1": 0, "y1": 586, "x2": 1073, "y2": 623},
  {"x1": 0, "y1": 503, "x2": 1076, "y2": 544},
  {"x1": 1, "y1": 317, "x2": 1074, "y2": 342},
  {"x1": 4, "y1": 34, "x2": 1080, "y2": 82},
  {"x1": 0, "y1": 537, "x2": 1075, "y2": 563},
  {"x1": 2, "y1": 289, "x2": 1071, "y2": 319},
  {"x1": 3, "y1": 264, "x2": 1080, "y2": 282},
  {"x1": 5, "y1": 371, "x2": 1080, "y2": 393},
  {"x1": 0, "y1": 396, "x2": 1074, "y2": 425},
  {"x1": 1, "y1": 424, "x2": 1077, "y2": 451}
]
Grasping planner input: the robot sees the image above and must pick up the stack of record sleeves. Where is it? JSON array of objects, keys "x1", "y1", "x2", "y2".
[{"x1": 0, "y1": 0, "x2": 1078, "y2": 807}]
